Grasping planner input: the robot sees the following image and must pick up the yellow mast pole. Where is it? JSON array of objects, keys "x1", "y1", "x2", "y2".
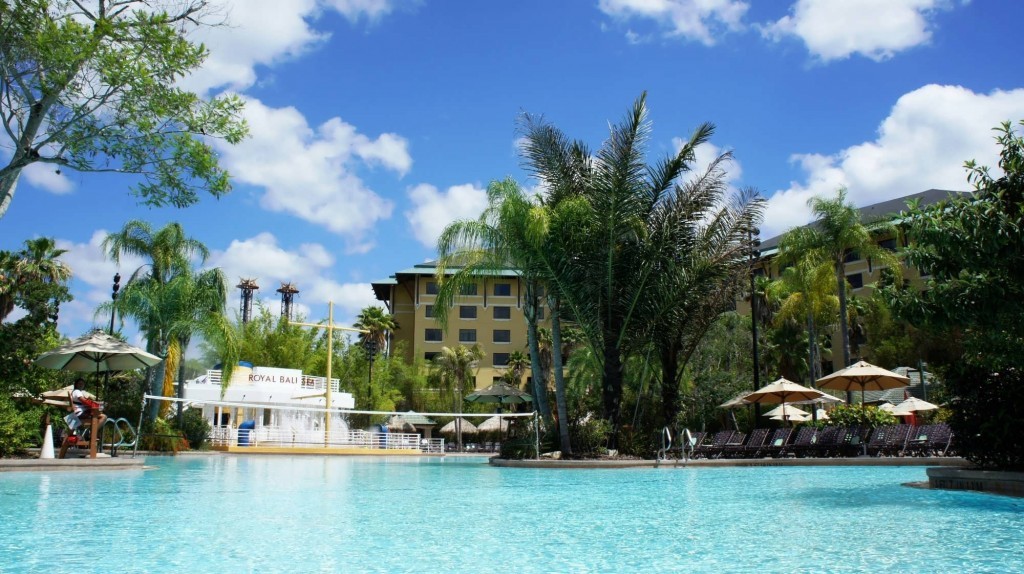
[{"x1": 289, "y1": 301, "x2": 367, "y2": 447}]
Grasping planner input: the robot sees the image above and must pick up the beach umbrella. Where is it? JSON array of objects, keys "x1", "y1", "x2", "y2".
[
  {"x1": 878, "y1": 402, "x2": 898, "y2": 412},
  {"x1": 891, "y1": 397, "x2": 940, "y2": 416},
  {"x1": 35, "y1": 331, "x2": 162, "y2": 373},
  {"x1": 464, "y1": 381, "x2": 533, "y2": 405},
  {"x1": 479, "y1": 413, "x2": 512, "y2": 431},
  {"x1": 763, "y1": 404, "x2": 811, "y2": 421},
  {"x1": 718, "y1": 391, "x2": 753, "y2": 409},
  {"x1": 439, "y1": 418, "x2": 478, "y2": 435},
  {"x1": 816, "y1": 361, "x2": 909, "y2": 406},
  {"x1": 745, "y1": 378, "x2": 827, "y2": 422}
]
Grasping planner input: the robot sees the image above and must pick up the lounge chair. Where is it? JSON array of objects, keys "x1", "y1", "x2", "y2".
[
  {"x1": 694, "y1": 431, "x2": 734, "y2": 459},
  {"x1": 726, "y1": 428, "x2": 769, "y2": 458},
  {"x1": 865, "y1": 425, "x2": 895, "y2": 456},
  {"x1": 759, "y1": 428, "x2": 793, "y2": 458},
  {"x1": 783, "y1": 427, "x2": 818, "y2": 457},
  {"x1": 885, "y1": 424, "x2": 914, "y2": 456},
  {"x1": 715, "y1": 432, "x2": 746, "y2": 459}
]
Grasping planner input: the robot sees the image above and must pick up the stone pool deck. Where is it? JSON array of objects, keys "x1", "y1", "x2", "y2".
[{"x1": 0, "y1": 457, "x2": 146, "y2": 472}]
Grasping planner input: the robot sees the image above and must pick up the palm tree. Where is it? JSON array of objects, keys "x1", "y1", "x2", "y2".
[
  {"x1": 103, "y1": 220, "x2": 233, "y2": 420},
  {"x1": 353, "y1": 305, "x2": 397, "y2": 357},
  {"x1": 433, "y1": 344, "x2": 484, "y2": 451},
  {"x1": 0, "y1": 238, "x2": 71, "y2": 321},
  {"x1": 783, "y1": 188, "x2": 901, "y2": 376},
  {"x1": 502, "y1": 350, "x2": 530, "y2": 386},
  {"x1": 519, "y1": 92, "x2": 715, "y2": 447},
  {"x1": 641, "y1": 157, "x2": 764, "y2": 426},
  {"x1": 434, "y1": 178, "x2": 554, "y2": 423},
  {"x1": 766, "y1": 253, "x2": 839, "y2": 385}
]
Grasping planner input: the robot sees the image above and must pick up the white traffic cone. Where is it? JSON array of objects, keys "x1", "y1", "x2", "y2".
[{"x1": 40, "y1": 424, "x2": 55, "y2": 459}]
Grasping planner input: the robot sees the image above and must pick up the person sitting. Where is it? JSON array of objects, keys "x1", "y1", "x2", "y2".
[{"x1": 59, "y1": 378, "x2": 106, "y2": 458}]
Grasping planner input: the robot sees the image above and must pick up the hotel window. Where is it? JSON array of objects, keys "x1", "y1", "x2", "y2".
[
  {"x1": 878, "y1": 238, "x2": 898, "y2": 252},
  {"x1": 536, "y1": 307, "x2": 545, "y2": 320},
  {"x1": 843, "y1": 249, "x2": 860, "y2": 263},
  {"x1": 424, "y1": 352, "x2": 439, "y2": 362},
  {"x1": 493, "y1": 329, "x2": 511, "y2": 344},
  {"x1": 493, "y1": 353, "x2": 510, "y2": 367},
  {"x1": 425, "y1": 305, "x2": 435, "y2": 318},
  {"x1": 493, "y1": 306, "x2": 511, "y2": 320},
  {"x1": 459, "y1": 329, "x2": 477, "y2": 343},
  {"x1": 493, "y1": 282, "x2": 511, "y2": 296},
  {"x1": 459, "y1": 305, "x2": 477, "y2": 319},
  {"x1": 459, "y1": 283, "x2": 478, "y2": 296},
  {"x1": 846, "y1": 273, "x2": 864, "y2": 289},
  {"x1": 425, "y1": 328, "x2": 443, "y2": 342},
  {"x1": 425, "y1": 281, "x2": 439, "y2": 295}
]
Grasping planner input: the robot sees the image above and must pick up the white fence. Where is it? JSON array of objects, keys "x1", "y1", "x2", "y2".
[{"x1": 211, "y1": 425, "x2": 445, "y2": 454}]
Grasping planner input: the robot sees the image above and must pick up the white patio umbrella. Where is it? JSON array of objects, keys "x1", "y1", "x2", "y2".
[
  {"x1": 891, "y1": 397, "x2": 940, "y2": 416},
  {"x1": 35, "y1": 331, "x2": 162, "y2": 372},
  {"x1": 745, "y1": 378, "x2": 827, "y2": 422},
  {"x1": 817, "y1": 361, "x2": 909, "y2": 406},
  {"x1": 763, "y1": 404, "x2": 811, "y2": 421},
  {"x1": 878, "y1": 402, "x2": 898, "y2": 412}
]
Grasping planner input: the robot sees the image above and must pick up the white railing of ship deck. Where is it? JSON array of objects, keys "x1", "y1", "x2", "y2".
[
  {"x1": 199, "y1": 370, "x2": 341, "y2": 393},
  {"x1": 211, "y1": 426, "x2": 445, "y2": 453}
]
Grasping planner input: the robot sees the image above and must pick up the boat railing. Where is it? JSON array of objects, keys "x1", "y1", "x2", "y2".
[
  {"x1": 199, "y1": 370, "x2": 341, "y2": 392},
  {"x1": 211, "y1": 425, "x2": 445, "y2": 453}
]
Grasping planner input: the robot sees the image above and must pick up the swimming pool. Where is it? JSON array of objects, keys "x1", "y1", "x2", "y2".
[{"x1": 1, "y1": 456, "x2": 1021, "y2": 573}]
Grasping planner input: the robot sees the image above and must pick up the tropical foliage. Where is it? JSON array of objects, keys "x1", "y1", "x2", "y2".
[
  {"x1": 884, "y1": 120, "x2": 1024, "y2": 469},
  {"x1": 0, "y1": 0, "x2": 248, "y2": 219}
]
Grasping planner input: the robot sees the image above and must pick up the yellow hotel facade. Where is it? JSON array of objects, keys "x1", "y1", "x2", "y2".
[{"x1": 371, "y1": 262, "x2": 548, "y2": 389}]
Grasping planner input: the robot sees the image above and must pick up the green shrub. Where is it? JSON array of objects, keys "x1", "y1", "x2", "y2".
[
  {"x1": 568, "y1": 418, "x2": 611, "y2": 457},
  {"x1": 174, "y1": 407, "x2": 211, "y2": 450},
  {"x1": 0, "y1": 397, "x2": 35, "y2": 457},
  {"x1": 945, "y1": 363, "x2": 1024, "y2": 470},
  {"x1": 140, "y1": 417, "x2": 188, "y2": 453},
  {"x1": 825, "y1": 404, "x2": 897, "y2": 428}
]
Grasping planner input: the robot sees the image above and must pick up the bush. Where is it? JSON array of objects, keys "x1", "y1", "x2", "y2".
[
  {"x1": 568, "y1": 418, "x2": 611, "y2": 457},
  {"x1": 174, "y1": 407, "x2": 211, "y2": 449},
  {"x1": 0, "y1": 397, "x2": 36, "y2": 457},
  {"x1": 945, "y1": 363, "x2": 1024, "y2": 470},
  {"x1": 824, "y1": 404, "x2": 896, "y2": 428},
  {"x1": 140, "y1": 417, "x2": 188, "y2": 453}
]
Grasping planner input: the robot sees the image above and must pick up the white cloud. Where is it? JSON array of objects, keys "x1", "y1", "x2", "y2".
[
  {"x1": 214, "y1": 97, "x2": 411, "y2": 252},
  {"x1": 762, "y1": 0, "x2": 956, "y2": 62},
  {"x1": 674, "y1": 140, "x2": 743, "y2": 186},
  {"x1": 762, "y1": 84, "x2": 1024, "y2": 237},
  {"x1": 209, "y1": 232, "x2": 379, "y2": 322},
  {"x1": 55, "y1": 230, "x2": 146, "y2": 331},
  {"x1": 21, "y1": 162, "x2": 74, "y2": 194},
  {"x1": 183, "y1": 0, "x2": 405, "y2": 94},
  {"x1": 598, "y1": 0, "x2": 749, "y2": 45},
  {"x1": 404, "y1": 183, "x2": 488, "y2": 248}
]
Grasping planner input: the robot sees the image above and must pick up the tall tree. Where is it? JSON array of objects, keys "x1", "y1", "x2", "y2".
[
  {"x1": 641, "y1": 157, "x2": 764, "y2": 426},
  {"x1": 519, "y1": 92, "x2": 714, "y2": 447},
  {"x1": 353, "y1": 306, "x2": 397, "y2": 357},
  {"x1": 432, "y1": 344, "x2": 484, "y2": 452},
  {"x1": 766, "y1": 253, "x2": 838, "y2": 385},
  {"x1": 786, "y1": 188, "x2": 901, "y2": 374},
  {"x1": 0, "y1": 0, "x2": 247, "y2": 219},
  {"x1": 103, "y1": 220, "x2": 233, "y2": 418},
  {"x1": 0, "y1": 237, "x2": 70, "y2": 321}
]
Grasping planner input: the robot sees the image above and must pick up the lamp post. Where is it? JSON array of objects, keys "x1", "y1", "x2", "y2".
[
  {"x1": 748, "y1": 228, "x2": 762, "y2": 422},
  {"x1": 102, "y1": 273, "x2": 121, "y2": 401}
]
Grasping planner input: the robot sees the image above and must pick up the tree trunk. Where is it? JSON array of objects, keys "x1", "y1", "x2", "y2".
[
  {"x1": 835, "y1": 262, "x2": 852, "y2": 401},
  {"x1": 523, "y1": 281, "x2": 552, "y2": 423},
  {"x1": 548, "y1": 295, "x2": 572, "y2": 456},
  {"x1": 601, "y1": 334, "x2": 623, "y2": 450},
  {"x1": 660, "y1": 346, "x2": 680, "y2": 428},
  {"x1": 0, "y1": 167, "x2": 22, "y2": 220},
  {"x1": 176, "y1": 336, "x2": 190, "y2": 429},
  {"x1": 807, "y1": 311, "x2": 817, "y2": 386}
]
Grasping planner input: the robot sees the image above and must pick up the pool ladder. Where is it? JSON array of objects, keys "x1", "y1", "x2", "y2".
[
  {"x1": 655, "y1": 427, "x2": 695, "y2": 467},
  {"x1": 99, "y1": 417, "x2": 139, "y2": 457}
]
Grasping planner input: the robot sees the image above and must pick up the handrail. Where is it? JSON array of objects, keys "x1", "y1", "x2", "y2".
[
  {"x1": 99, "y1": 417, "x2": 137, "y2": 457},
  {"x1": 655, "y1": 426, "x2": 672, "y2": 466}
]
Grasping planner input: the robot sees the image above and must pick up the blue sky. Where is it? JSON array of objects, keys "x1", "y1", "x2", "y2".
[{"x1": 3, "y1": 0, "x2": 1024, "y2": 344}]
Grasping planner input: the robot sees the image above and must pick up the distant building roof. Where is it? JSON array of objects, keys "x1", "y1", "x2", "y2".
[
  {"x1": 861, "y1": 367, "x2": 938, "y2": 404},
  {"x1": 759, "y1": 189, "x2": 971, "y2": 254}
]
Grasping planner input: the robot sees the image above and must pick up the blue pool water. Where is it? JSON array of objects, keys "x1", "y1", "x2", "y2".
[{"x1": 1, "y1": 456, "x2": 1022, "y2": 573}]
